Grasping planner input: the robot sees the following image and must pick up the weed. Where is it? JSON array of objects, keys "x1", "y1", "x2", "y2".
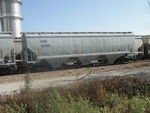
[{"x1": 0, "y1": 75, "x2": 149, "y2": 113}]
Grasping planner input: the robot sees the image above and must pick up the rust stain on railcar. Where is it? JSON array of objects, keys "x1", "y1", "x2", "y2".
[{"x1": 0, "y1": 49, "x2": 3, "y2": 59}]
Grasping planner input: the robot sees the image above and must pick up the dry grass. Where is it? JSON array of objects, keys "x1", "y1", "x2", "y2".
[{"x1": 125, "y1": 61, "x2": 150, "y2": 69}]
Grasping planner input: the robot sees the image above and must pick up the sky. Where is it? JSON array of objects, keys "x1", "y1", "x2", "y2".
[{"x1": 23, "y1": 0, "x2": 150, "y2": 35}]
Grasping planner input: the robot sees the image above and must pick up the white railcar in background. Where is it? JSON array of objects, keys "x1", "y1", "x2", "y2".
[
  {"x1": 133, "y1": 35, "x2": 150, "y2": 59},
  {"x1": 0, "y1": 33, "x2": 16, "y2": 73}
]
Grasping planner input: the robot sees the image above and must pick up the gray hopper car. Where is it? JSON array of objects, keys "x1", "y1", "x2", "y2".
[
  {"x1": 133, "y1": 35, "x2": 150, "y2": 59},
  {"x1": 142, "y1": 35, "x2": 150, "y2": 58},
  {"x1": 22, "y1": 32, "x2": 135, "y2": 68},
  {"x1": 0, "y1": 33, "x2": 16, "y2": 73}
]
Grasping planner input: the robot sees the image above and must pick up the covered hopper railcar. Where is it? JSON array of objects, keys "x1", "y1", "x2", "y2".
[
  {"x1": 22, "y1": 32, "x2": 135, "y2": 69},
  {"x1": 140, "y1": 35, "x2": 150, "y2": 58},
  {"x1": 133, "y1": 35, "x2": 150, "y2": 59},
  {"x1": 0, "y1": 33, "x2": 16, "y2": 73}
]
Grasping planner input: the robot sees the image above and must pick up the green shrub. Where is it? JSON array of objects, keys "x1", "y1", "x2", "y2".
[
  {"x1": 130, "y1": 97, "x2": 146, "y2": 113},
  {"x1": 2, "y1": 103, "x2": 27, "y2": 113}
]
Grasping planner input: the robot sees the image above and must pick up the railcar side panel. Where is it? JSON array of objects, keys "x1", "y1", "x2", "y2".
[{"x1": 22, "y1": 33, "x2": 135, "y2": 68}]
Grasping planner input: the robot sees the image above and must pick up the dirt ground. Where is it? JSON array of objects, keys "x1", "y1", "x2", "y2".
[
  {"x1": 0, "y1": 60, "x2": 150, "y2": 95},
  {"x1": 0, "y1": 60, "x2": 150, "y2": 84}
]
